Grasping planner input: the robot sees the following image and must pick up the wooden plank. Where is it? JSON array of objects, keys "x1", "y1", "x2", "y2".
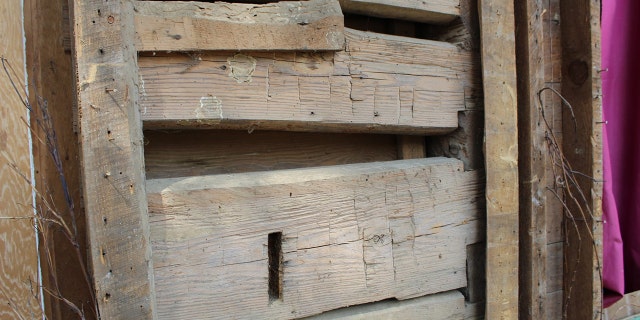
[
  {"x1": 546, "y1": 242, "x2": 562, "y2": 293},
  {"x1": 134, "y1": 0, "x2": 345, "y2": 52},
  {"x1": 144, "y1": 130, "x2": 398, "y2": 179},
  {"x1": 0, "y1": 1, "x2": 42, "y2": 319},
  {"x1": 139, "y1": 29, "x2": 467, "y2": 134},
  {"x1": 146, "y1": 158, "x2": 484, "y2": 319},
  {"x1": 479, "y1": 0, "x2": 519, "y2": 318},
  {"x1": 338, "y1": 0, "x2": 459, "y2": 24},
  {"x1": 514, "y1": 0, "x2": 547, "y2": 319},
  {"x1": 396, "y1": 135, "x2": 425, "y2": 159},
  {"x1": 23, "y1": 0, "x2": 93, "y2": 317},
  {"x1": 559, "y1": 0, "x2": 603, "y2": 318},
  {"x1": 306, "y1": 290, "x2": 465, "y2": 319},
  {"x1": 68, "y1": 0, "x2": 156, "y2": 318}
]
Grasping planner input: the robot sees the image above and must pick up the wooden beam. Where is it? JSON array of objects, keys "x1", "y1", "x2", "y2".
[
  {"x1": 134, "y1": 0, "x2": 344, "y2": 52},
  {"x1": 139, "y1": 29, "x2": 467, "y2": 134},
  {"x1": 147, "y1": 158, "x2": 483, "y2": 319},
  {"x1": 68, "y1": 0, "x2": 156, "y2": 318},
  {"x1": 514, "y1": 0, "x2": 547, "y2": 319},
  {"x1": 559, "y1": 0, "x2": 602, "y2": 318},
  {"x1": 479, "y1": 0, "x2": 519, "y2": 318},
  {"x1": 338, "y1": 0, "x2": 459, "y2": 24},
  {"x1": 24, "y1": 0, "x2": 91, "y2": 317},
  {"x1": 305, "y1": 290, "x2": 465, "y2": 319}
]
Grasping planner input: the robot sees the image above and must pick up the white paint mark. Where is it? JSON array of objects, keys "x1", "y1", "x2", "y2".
[
  {"x1": 195, "y1": 96, "x2": 223, "y2": 119},
  {"x1": 227, "y1": 54, "x2": 256, "y2": 83}
]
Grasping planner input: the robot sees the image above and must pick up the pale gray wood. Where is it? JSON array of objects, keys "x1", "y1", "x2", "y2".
[
  {"x1": 304, "y1": 290, "x2": 465, "y2": 319},
  {"x1": 134, "y1": 0, "x2": 345, "y2": 51},
  {"x1": 139, "y1": 29, "x2": 468, "y2": 134},
  {"x1": 146, "y1": 158, "x2": 483, "y2": 319}
]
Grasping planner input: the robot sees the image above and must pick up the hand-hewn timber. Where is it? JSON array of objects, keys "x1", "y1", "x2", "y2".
[
  {"x1": 479, "y1": 0, "x2": 519, "y2": 318},
  {"x1": 146, "y1": 158, "x2": 483, "y2": 319},
  {"x1": 338, "y1": 0, "x2": 459, "y2": 24},
  {"x1": 68, "y1": 0, "x2": 156, "y2": 318},
  {"x1": 306, "y1": 290, "x2": 465, "y2": 319},
  {"x1": 139, "y1": 29, "x2": 467, "y2": 134},
  {"x1": 134, "y1": 0, "x2": 345, "y2": 52},
  {"x1": 559, "y1": 0, "x2": 602, "y2": 319}
]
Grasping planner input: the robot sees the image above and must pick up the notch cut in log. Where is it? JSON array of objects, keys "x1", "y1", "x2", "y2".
[
  {"x1": 147, "y1": 158, "x2": 484, "y2": 319},
  {"x1": 139, "y1": 29, "x2": 467, "y2": 135},
  {"x1": 134, "y1": 0, "x2": 345, "y2": 52},
  {"x1": 339, "y1": 0, "x2": 459, "y2": 24}
]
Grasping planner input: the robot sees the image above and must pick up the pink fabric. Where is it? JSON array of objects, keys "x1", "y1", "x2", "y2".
[{"x1": 602, "y1": 0, "x2": 640, "y2": 307}]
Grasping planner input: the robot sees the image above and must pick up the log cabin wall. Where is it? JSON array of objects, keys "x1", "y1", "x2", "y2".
[{"x1": 8, "y1": 0, "x2": 602, "y2": 319}]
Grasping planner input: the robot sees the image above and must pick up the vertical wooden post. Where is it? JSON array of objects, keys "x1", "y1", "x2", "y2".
[
  {"x1": 68, "y1": 0, "x2": 156, "y2": 318},
  {"x1": 559, "y1": 0, "x2": 603, "y2": 318},
  {"x1": 479, "y1": 0, "x2": 519, "y2": 318},
  {"x1": 515, "y1": 0, "x2": 548, "y2": 318}
]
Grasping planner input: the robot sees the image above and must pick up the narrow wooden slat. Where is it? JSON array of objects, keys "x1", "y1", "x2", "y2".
[
  {"x1": 559, "y1": 0, "x2": 602, "y2": 318},
  {"x1": 338, "y1": 0, "x2": 459, "y2": 24},
  {"x1": 514, "y1": 0, "x2": 547, "y2": 318},
  {"x1": 479, "y1": 0, "x2": 519, "y2": 318},
  {"x1": 147, "y1": 158, "x2": 483, "y2": 319},
  {"x1": 134, "y1": 0, "x2": 344, "y2": 52},
  {"x1": 139, "y1": 29, "x2": 466, "y2": 134},
  {"x1": 306, "y1": 290, "x2": 465, "y2": 319},
  {"x1": 69, "y1": 0, "x2": 155, "y2": 318},
  {"x1": 144, "y1": 130, "x2": 398, "y2": 179}
]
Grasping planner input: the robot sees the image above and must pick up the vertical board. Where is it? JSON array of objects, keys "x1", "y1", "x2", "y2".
[
  {"x1": 69, "y1": 0, "x2": 156, "y2": 318},
  {"x1": 23, "y1": 0, "x2": 92, "y2": 317},
  {"x1": 559, "y1": 0, "x2": 603, "y2": 319},
  {"x1": 479, "y1": 0, "x2": 519, "y2": 318},
  {"x1": 0, "y1": 0, "x2": 41, "y2": 319},
  {"x1": 515, "y1": 0, "x2": 548, "y2": 319}
]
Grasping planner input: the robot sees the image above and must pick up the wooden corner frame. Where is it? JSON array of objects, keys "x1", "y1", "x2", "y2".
[{"x1": 69, "y1": 0, "x2": 156, "y2": 318}]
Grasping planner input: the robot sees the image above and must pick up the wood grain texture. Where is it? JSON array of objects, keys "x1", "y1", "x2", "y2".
[
  {"x1": 144, "y1": 130, "x2": 398, "y2": 179},
  {"x1": 23, "y1": 0, "x2": 92, "y2": 317},
  {"x1": 147, "y1": 158, "x2": 484, "y2": 319},
  {"x1": 139, "y1": 29, "x2": 468, "y2": 134},
  {"x1": 559, "y1": 0, "x2": 603, "y2": 318},
  {"x1": 134, "y1": 0, "x2": 345, "y2": 52},
  {"x1": 479, "y1": 0, "x2": 519, "y2": 318},
  {"x1": 69, "y1": 0, "x2": 156, "y2": 318},
  {"x1": 338, "y1": 0, "x2": 459, "y2": 24},
  {"x1": 305, "y1": 290, "x2": 465, "y2": 319},
  {"x1": 515, "y1": 0, "x2": 548, "y2": 319},
  {"x1": 543, "y1": 1, "x2": 565, "y2": 315},
  {"x1": 396, "y1": 135, "x2": 425, "y2": 159},
  {"x1": 0, "y1": 1, "x2": 41, "y2": 319}
]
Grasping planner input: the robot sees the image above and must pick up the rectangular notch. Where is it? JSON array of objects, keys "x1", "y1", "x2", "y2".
[{"x1": 268, "y1": 232, "x2": 283, "y2": 302}]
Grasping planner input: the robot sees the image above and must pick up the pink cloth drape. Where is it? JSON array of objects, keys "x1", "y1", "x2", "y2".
[{"x1": 602, "y1": 0, "x2": 640, "y2": 308}]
